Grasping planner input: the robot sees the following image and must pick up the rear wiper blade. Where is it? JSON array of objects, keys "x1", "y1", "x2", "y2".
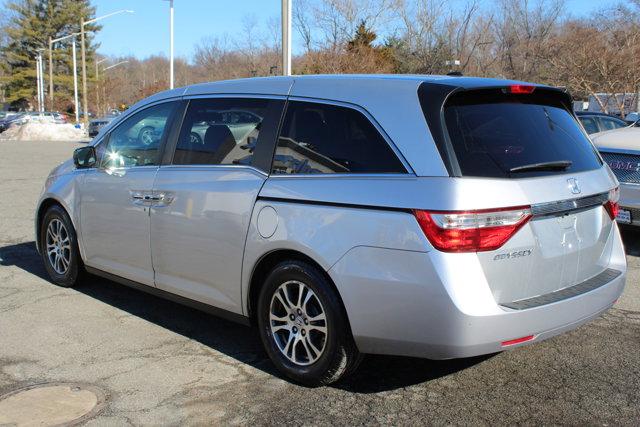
[{"x1": 510, "y1": 160, "x2": 572, "y2": 173}]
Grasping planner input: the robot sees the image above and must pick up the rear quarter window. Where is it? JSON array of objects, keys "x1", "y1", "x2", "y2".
[
  {"x1": 272, "y1": 101, "x2": 406, "y2": 175},
  {"x1": 436, "y1": 89, "x2": 602, "y2": 178}
]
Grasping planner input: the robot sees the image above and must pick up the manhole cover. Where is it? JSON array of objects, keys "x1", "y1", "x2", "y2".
[{"x1": 0, "y1": 382, "x2": 106, "y2": 427}]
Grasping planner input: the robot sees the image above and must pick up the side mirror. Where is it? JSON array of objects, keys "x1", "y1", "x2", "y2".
[{"x1": 73, "y1": 146, "x2": 97, "y2": 169}]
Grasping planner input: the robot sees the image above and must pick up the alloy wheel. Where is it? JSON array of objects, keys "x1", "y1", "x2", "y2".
[
  {"x1": 46, "y1": 219, "x2": 71, "y2": 275},
  {"x1": 269, "y1": 280, "x2": 328, "y2": 366}
]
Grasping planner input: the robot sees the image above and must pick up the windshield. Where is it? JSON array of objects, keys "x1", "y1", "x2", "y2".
[{"x1": 442, "y1": 89, "x2": 602, "y2": 178}]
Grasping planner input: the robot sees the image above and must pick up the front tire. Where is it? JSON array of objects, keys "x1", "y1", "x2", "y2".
[
  {"x1": 257, "y1": 260, "x2": 361, "y2": 386},
  {"x1": 40, "y1": 205, "x2": 84, "y2": 288}
]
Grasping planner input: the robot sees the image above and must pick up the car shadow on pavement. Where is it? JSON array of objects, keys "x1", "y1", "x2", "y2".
[{"x1": 1, "y1": 241, "x2": 491, "y2": 392}]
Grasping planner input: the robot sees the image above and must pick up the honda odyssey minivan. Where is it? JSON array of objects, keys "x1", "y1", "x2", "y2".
[{"x1": 36, "y1": 75, "x2": 627, "y2": 385}]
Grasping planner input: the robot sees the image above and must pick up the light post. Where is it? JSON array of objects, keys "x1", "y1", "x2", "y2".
[
  {"x1": 80, "y1": 9, "x2": 134, "y2": 126},
  {"x1": 100, "y1": 61, "x2": 128, "y2": 116},
  {"x1": 96, "y1": 58, "x2": 108, "y2": 117},
  {"x1": 281, "y1": 0, "x2": 292, "y2": 76},
  {"x1": 35, "y1": 48, "x2": 46, "y2": 112},
  {"x1": 162, "y1": 0, "x2": 175, "y2": 89},
  {"x1": 49, "y1": 32, "x2": 81, "y2": 119}
]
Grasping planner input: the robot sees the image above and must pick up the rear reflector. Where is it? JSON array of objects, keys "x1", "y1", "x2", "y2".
[
  {"x1": 604, "y1": 187, "x2": 620, "y2": 220},
  {"x1": 508, "y1": 84, "x2": 536, "y2": 94},
  {"x1": 501, "y1": 335, "x2": 535, "y2": 347},
  {"x1": 414, "y1": 206, "x2": 532, "y2": 253}
]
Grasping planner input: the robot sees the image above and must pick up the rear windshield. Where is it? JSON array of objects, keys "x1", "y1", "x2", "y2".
[{"x1": 442, "y1": 89, "x2": 602, "y2": 178}]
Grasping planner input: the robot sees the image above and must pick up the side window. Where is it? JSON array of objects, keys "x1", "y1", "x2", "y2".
[
  {"x1": 99, "y1": 102, "x2": 176, "y2": 168},
  {"x1": 173, "y1": 98, "x2": 269, "y2": 166},
  {"x1": 579, "y1": 116, "x2": 599, "y2": 134},
  {"x1": 272, "y1": 101, "x2": 406, "y2": 174},
  {"x1": 597, "y1": 117, "x2": 625, "y2": 131}
]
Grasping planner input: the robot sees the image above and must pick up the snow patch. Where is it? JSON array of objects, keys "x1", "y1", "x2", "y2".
[{"x1": 0, "y1": 123, "x2": 87, "y2": 142}]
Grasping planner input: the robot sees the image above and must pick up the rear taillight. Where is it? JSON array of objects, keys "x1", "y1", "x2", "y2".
[
  {"x1": 604, "y1": 187, "x2": 620, "y2": 220},
  {"x1": 507, "y1": 84, "x2": 536, "y2": 94},
  {"x1": 414, "y1": 206, "x2": 532, "y2": 253}
]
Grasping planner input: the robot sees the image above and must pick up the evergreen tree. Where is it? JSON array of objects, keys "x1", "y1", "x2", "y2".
[{"x1": 0, "y1": 0, "x2": 100, "y2": 110}]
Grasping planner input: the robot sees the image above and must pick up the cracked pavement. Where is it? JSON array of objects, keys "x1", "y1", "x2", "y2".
[{"x1": 0, "y1": 140, "x2": 639, "y2": 425}]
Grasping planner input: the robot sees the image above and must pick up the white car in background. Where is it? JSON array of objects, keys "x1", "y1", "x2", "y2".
[{"x1": 592, "y1": 127, "x2": 640, "y2": 227}]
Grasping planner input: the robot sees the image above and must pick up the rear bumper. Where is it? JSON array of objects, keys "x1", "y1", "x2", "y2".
[
  {"x1": 328, "y1": 226, "x2": 627, "y2": 359},
  {"x1": 619, "y1": 182, "x2": 640, "y2": 226}
]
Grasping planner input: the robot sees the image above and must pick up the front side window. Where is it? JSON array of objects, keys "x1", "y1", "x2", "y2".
[
  {"x1": 173, "y1": 98, "x2": 269, "y2": 166},
  {"x1": 271, "y1": 101, "x2": 406, "y2": 175},
  {"x1": 99, "y1": 102, "x2": 176, "y2": 168}
]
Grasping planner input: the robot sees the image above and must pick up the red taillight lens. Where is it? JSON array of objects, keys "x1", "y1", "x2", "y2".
[
  {"x1": 508, "y1": 84, "x2": 536, "y2": 94},
  {"x1": 414, "y1": 206, "x2": 532, "y2": 253},
  {"x1": 604, "y1": 187, "x2": 620, "y2": 220}
]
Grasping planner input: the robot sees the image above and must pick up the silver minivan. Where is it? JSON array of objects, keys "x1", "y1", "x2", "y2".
[{"x1": 36, "y1": 75, "x2": 627, "y2": 385}]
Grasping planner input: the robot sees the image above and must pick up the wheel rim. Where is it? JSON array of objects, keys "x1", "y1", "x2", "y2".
[
  {"x1": 189, "y1": 132, "x2": 202, "y2": 144},
  {"x1": 46, "y1": 219, "x2": 71, "y2": 275},
  {"x1": 140, "y1": 129, "x2": 153, "y2": 145},
  {"x1": 269, "y1": 280, "x2": 327, "y2": 366}
]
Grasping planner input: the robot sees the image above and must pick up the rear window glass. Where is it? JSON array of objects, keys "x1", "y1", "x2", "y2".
[{"x1": 442, "y1": 90, "x2": 602, "y2": 178}]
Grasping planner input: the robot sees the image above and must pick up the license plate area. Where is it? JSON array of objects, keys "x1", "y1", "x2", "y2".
[{"x1": 616, "y1": 209, "x2": 631, "y2": 224}]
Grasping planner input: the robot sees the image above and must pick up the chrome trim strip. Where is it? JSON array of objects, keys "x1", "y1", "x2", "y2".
[
  {"x1": 598, "y1": 147, "x2": 640, "y2": 156},
  {"x1": 158, "y1": 164, "x2": 268, "y2": 177},
  {"x1": 267, "y1": 173, "x2": 416, "y2": 180},
  {"x1": 501, "y1": 268, "x2": 622, "y2": 310},
  {"x1": 531, "y1": 192, "x2": 609, "y2": 217}
]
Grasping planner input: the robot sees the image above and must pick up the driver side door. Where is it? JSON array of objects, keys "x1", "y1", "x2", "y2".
[{"x1": 79, "y1": 101, "x2": 179, "y2": 286}]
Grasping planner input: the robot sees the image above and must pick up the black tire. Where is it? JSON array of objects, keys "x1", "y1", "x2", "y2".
[
  {"x1": 40, "y1": 205, "x2": 85, "y2": 288},
  {"x1": 257, "y1": 260, "x2": 361, "y2": 386}
]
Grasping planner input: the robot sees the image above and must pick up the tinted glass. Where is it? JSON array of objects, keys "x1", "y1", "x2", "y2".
[
  {"x1": 579, "y1": 116, "x2": 599, "y2": 134},
  {"x1": 443, "y1": 91, "x2": 602, "y2": 178},
  {"x1": 99, "y1": 102, "x2": 176, "y2": 168},
  {"x1": 597, "y1": 117, "x2": 626, "y2": 131},
  {"x1": 173, "y1": 98, "x2": 268, "y2": 166},
  {"x1": 272, "y1": 101, "x2": 405, "y2": 174}
]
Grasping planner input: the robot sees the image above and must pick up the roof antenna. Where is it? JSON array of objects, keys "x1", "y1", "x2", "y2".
[{"x1": 447, "y1": 71, "x2": 463, "y2": 76}]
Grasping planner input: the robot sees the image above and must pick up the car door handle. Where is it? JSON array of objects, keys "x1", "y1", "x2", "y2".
[
  {"x1": 130, "y1": 190, "x2": 153, "y2": 206},
  {"x1": 151, "y1": 192, "x2": 174, "y2": 207}
]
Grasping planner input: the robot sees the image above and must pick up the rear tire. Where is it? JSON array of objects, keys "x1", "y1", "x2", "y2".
[
  {"x1": 40, "y1": 205, "x2": 85, "y2": 288},
  {"x1": 257, "y1": 260, "x2": 361, "y2": 386}
]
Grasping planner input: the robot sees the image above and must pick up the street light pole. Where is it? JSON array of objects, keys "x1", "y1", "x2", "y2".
[
  {"x1": 35, "y1": 54, "x2": 41, "y2": 112},
  {"x1": 72, "y1": 37, "x2": 79, "y2": 123},
  {"x1": 79, "y1": 9, "x2": 134, "y2": 126},
  {"x1": 81, "y1": 18, "x2": 88, "y2": 125},
  {"x1": 96, "y1": 58, "x2": 107, "y2": 117},
  {"x1": 48, "y1": 37, "x2": 53, "y2": 110},
  {"x1": 170, "y1": 0, "x2": 174, "y2": 89},
  {"x1": 281, "y1": 0, "x2": 292, "y2": 76}
]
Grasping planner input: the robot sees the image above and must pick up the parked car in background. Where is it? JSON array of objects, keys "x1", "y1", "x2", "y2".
[
  {"x1": 36, "y1": 75, "x2": 626, "y2": 385},
  {"x1": 576, "y1": 111, "x2": 631, "y2": 134},
  {"x1": 0, "y1": 113, "x2": 28, "y2": 132},
  {"x1": 625, "y1": 112, "x2": 639, "y2": 123},
  {"x1": 592, "y1": 127, "x2": 640, "y2": 227},
  {"x1": 53, "y1": 112, "x2": 68, "y2": 124},
  {"x1": 88, "y1": 114, "x2": 118, "y2": 138}
]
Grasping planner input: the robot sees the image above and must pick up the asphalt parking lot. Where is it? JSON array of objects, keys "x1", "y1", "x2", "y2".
[{"x1": 0, "y1": 140, "x2": 639, "y2": 425}]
